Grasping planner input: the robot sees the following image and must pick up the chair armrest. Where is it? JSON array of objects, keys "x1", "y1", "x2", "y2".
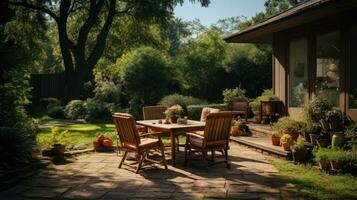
[
  {"x1": 186, "y1": 132, "x2": 205, "y2": 139},
  {"x1": 139, "y1": 132, "x2": 164, "y2": 137}
]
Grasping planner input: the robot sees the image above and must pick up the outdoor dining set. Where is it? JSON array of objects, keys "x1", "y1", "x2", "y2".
[{"x1": 112, "y1": 105, "x2": 235, "y2": 173}]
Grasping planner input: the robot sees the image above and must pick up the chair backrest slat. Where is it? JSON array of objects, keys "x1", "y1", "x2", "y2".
[
  {"x1": 112, "y1": 113, "x2": 140, "y2": 147},
  {"x1": 143, "y1": 106, "x2": 167, "y2": 120},
  {"x1": 204, "y1": 112, "x2": 233, "y2": 145}
]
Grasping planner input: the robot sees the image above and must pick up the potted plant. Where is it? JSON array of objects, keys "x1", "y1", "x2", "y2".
[
  {"x1": 45, "y1": 127, "x2": 69, "y2": 156},
  {"x1": 94, "y1": 133, "x2": 113, "y2": 151},
  {"x1": 164, "y1": 104, "x2": 183, "y2": 123},
  {"x1": 301, "y1": 121, "x2": 319, "y2": 144},
  {"x1": 291, "y1": 139, "x2": 307, "y2": 163},
  {"x1": 315, "y1": 148, "x2": 330, "y2": 170},
  {"x1": 327, "y1": 148, "x2": 352, "y2": 171},
  {"x1": 280, "y1": 134, "x2": 294, "y2": 151},
  {"x1": 271, "y1": 132, "x2": 281, "y2": 146},
  {"x1": 273, "y1": 117, "x2": 302, "y2": 141},
  {"x1": 250, "y1": 100, "x2": 261, "y2": 123},
  {"x1": 231, "y1": 120, "x2": 239, "y2": 137}
]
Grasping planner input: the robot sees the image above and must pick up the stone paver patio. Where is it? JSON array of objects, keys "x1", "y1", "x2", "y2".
[{"x1": 1, "y1": 143, "x2": 301, "y2": 199}]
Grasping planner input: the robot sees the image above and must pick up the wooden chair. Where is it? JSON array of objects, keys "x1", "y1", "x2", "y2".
[
  {"x1": 112, "y1": 113, "x2": 167, "y2": 173},
  {"x1": 143, "y1": 105, "x2": 182, "y2": 151},
  {"x1": 232, "y1": 99, "x2": 249, "y2": 121},
  {"x1": 143, "y1": 105, "x2": 167, "y2": 120},
  {"x1": 184, "y1": 112, "x2": 233, "y2": 169}
]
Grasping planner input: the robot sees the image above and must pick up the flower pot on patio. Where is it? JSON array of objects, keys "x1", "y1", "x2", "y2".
[
  {"x1": 292, "y1": 148, "x2": 306, "y2": 163},
  {"x1": 330, "y1": 160, "x2": 343, "y2": 171},
  {"x1": 170, "y1": 116, "x2": 178, "y2": 123},
  {"x1": 51, "y1": 144, "x2": 66, "y2": 155},
  {"x1": 282, "y1": 142, "x2": 291, "y2": 151},
  {"x1": 272, "y1": 137, "x2": 280, "y2": 146},
  {"x1": 231, "y1": 126, "x2": 239, "y2": 137},
  {"x1": 286, "y1": 131, "x2": 299, "y2": 141},
  {"x1": 318, "y1": 160, "x2": 330, "y2": 170}
]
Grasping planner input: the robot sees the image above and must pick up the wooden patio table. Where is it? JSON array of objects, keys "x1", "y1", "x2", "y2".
[{"x1": 136, "y1": 119, "x2": 205, "y2": 166}]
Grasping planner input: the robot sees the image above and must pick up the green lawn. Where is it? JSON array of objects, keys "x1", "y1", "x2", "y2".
[
  {"x1": 37, "y1": 122, "x2": 181, "y2": 150},
  {"x1": 273, "y1": 160, "x2": 357, "y2": 199}
]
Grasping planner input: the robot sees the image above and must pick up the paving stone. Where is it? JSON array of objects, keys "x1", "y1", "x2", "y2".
[
  {"x1": 22, "y1": 187, "x2": 69, "y2": 198},
  {"x1": 204, "y1": 188, "x2": 227, "y2": 198},
  {"x1": 101, "y1": 191, "x2": 134, "y2": 200},
  {"x1": 193, "y1": 180, "x2": 226, "y2": 188},
  {"x1": 172, "y1": 192, "x2": 204, "y2": 200},
  {"x1": 246, "y1": 184, "x2": 280, "y2": 193},
  {"x1": 62, "y1": 186, "x2": 108, "y2": 199},
  {"x1": 228, "y1": 184, "x2": 247, "y2": 193},
  {"x1": 227, "y1": 192, "x2": 265, "y2": 199}
]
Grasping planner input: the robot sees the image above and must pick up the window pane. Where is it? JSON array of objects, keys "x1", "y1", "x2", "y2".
[
  {"x1": 350, "y1": 27, "x2": 357, "y2": 108},
  {"x1": 289, "y1": 38, "x2": 308, "y2": 107},
  {"x1": 315, "y1": 31, "x2": 340, "y2": 106}
]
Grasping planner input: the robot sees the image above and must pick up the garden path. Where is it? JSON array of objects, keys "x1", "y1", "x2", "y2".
[{"x1": 1, "y1": 143, "x2": 301, "y2": 200}]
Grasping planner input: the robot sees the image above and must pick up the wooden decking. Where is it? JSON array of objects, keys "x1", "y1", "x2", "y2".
[{"x1": 230, "y1": 123, "x2": 291, "y2": 159}]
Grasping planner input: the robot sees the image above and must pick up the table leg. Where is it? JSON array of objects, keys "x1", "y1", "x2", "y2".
[{"x1": 170, "y1": 131, "x2": 176, "y2": 166}]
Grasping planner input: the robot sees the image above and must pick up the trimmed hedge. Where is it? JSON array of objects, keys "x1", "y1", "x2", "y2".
[{"x1": 187, "y1": 104, "x2": 228, "y2": 120}]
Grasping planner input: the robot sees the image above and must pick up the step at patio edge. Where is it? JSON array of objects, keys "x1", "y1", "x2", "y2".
[
  {"x1": 247, "y1": 124, "x2": 274, "y2": 137},
  {"x1": 230, "y1": 136, "x2": 291, "y2": 160}
]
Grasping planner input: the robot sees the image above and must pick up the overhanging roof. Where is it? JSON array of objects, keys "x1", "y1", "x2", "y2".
[{"x1": 224, "y1": 0, "x2": 357, "y2": 43}]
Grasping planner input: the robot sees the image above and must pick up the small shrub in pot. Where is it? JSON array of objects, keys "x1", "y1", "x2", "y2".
[
  {"x1": 291, "y1": 139, "x2": 307, "y2": 163},
  {"x1": 280, "y1": 134, "x2": 294, "y2": 151},
  {"x1": 315, "y1": 148, "x2": 330, "y2": 170},
  {"x1": 271, "y1": 132, "x2": 281, "y2": 146},
  {"x1": 326, "y1": 148, "x2": 352, "y2": 171},
  {"x1": 273, "y1": 117, "x2": 303, "y2": 141}
]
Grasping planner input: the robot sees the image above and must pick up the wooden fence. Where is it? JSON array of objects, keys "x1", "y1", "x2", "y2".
[{"x1": 30, "y1": 74, "x2": 65, "y2": 103}]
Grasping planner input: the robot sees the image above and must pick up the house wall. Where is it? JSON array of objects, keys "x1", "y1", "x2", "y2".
[{"x1": 272, "y1": 12, "x2": 357, "y2": 121}]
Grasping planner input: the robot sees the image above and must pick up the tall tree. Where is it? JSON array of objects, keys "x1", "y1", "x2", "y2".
[{"x1": 7, "y1": 0, "x2": 209, "y2": 99}]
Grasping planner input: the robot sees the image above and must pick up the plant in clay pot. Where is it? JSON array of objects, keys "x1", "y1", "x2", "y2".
[
  {"x1": 326, "y1": 148, "x2": 352, "y2": 171},
  {"x1": 314, "y1": 148, "x2": 330, "y2": 170},
  {"x1": 94, "y1": 133, "x2": 113, "y2": 151},
  {"x1": 164, "y1": 104, "x2": 183, "y2": 123},
  {"x1": 302, "y1": 96, "x2": 333, "y2": 124},
  {"x1": 280, "y1": 134, "x2": 294, "y2": 151},
  {"x1": 231, "y1": 120, "x2": 239, "y2": 137},
  {"x1": 271, "y1": 132, "x2": 281, "y2": 146},
  {"x1": 291, "y1": 139, "x2": 307, "y2": 163},
  {"x1": 39, "y1": 127, "x2": 69, "y2": 156},
  {"x1": 273, "y1": 117, "x2": 302, "y2": 141},
  {"x1": 249, "y1": 89, "x2": 279, "y2": 124}
]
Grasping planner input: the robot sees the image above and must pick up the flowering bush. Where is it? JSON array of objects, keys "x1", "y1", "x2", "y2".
[{"x1": 164, "y1": 104, "x2": 183, "y2": 118}]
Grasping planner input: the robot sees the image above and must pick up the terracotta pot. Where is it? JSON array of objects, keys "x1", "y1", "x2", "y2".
[
  {"x1": 286, "y1": 131, "x2": 299, "y2": 141},
  {"x1": 282, "y1": 142, "x2": 291, "y2": 151},
  {"x1": 102, "y1": 139, "x2": 113, "y2": 148},
  {"x1": 271, "y1": 137, "x2": 280, "y2": 146},
  {"x1": 231, "y1": 126, "x2": 239, "y2": 137},
  {"x1": 93, "y1": 141, "x2": 100, "y2": 149},
  {"x1": 52, "y1": 144, "x2": 66, "y2": 155},
  {"x1": 318, "y1": 160, "x2": 330, "y2": 170},
  {"x1": 292, "y1": 149, "x2": 306, "y2": 163},
  {"x1": 170, "y1": 116, "x2": 178, "y2": 123},
  {"x1": 330, "y1": 160, "x2": 343, "y2": 170}
]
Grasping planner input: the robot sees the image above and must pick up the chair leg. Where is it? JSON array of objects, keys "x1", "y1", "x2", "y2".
[
  {"x1": 136, "y1": 151, "x2": 147, "y2": 174},
  {"x1": 202, "y1": 150, "x2": 208, "y2": 170},
  {"x1": 160, "y1": 143, "x2": 168, "y2": 170},
  {"x1": 184, "y1": 136, "x2": 189, "y2": 166},
  {"x1": 211, "y1": 150, "x2": 215, "y2": 162},
  {"x1": 224, "y1": 148, "x2": 230, "y2": 169},
  {"x1": 118, "y1": 151, "x2": 128, "y2": 168},
  {"x1": 175, "y1": 136, "x2": 180, "y2": 152},
  {"x1": 116, "y1": 138, "x2": 121, "y2": 156}
]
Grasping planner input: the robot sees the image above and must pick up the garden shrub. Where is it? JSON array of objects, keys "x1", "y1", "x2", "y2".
[
  {"x1": 47, "y1": 106, "x2": 65, "y2": 119},
  {"x1": 40, "y1": 97, "x2": 61, "y2": 108},
  {"x1": 222, "y1": 86, "x2": 247, "y2": 108},
  {"x1": 159, "y1": 94, "x2": 207, "y2": 115},
  {"x1": 187, "y1": 104, "x2": 228, "y2": 120},
  {"x1": 93, "y1": 73, "x2": 121, "y2": 106},
  {"x1": 302, "y1": 96, "x2": 333, "y2": 123},
  {"x1": 85, "y1": 98, "x2": 114, "y2": 122},
  {"x1": 65, "y1": 100, "x2": 87, "y2": 119}
]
